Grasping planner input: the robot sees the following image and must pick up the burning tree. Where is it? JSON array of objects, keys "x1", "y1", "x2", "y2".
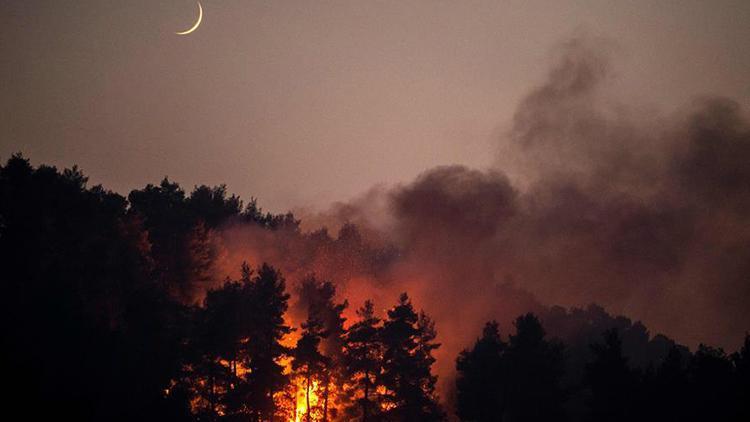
[
  {"x1": 299, "y1": 276, "x2": 349, "y2": 420},
  {"x1": 342, "y1": 300, "x2": 384, "y2": 421},
  {"x1": 170, "y1": 263, "x2": 447, "y2": 422},
  {"x1": 291, "y1": 275, "x2": 349, "y2": 421},
  {"x1": 180, "y1": 263, "x2": 292, "y2": 421},
  {"x1": 292, "y1": 310, "x2": 329, "y2": 421}
]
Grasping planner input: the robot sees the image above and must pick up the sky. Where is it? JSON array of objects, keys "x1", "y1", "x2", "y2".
[{"x1": 2, "y1": 0, "x2": 749, "y2": 212}]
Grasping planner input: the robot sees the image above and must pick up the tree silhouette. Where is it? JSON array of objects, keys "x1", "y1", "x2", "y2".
[
  {"x1": 732, "y1": 334, "x2": 750, "y2": 420},
  {"x1": 638, "y1": 344, "x2": 693, "y2": 422},
  {"x1": 0, "y1": 156, "x2": 190, "y2": 420},
  {"x1": 181, "y1": 262, "x2": 293, "y2": 420},
  {"x1": 379, "y1": 293, "x2": 444, "y2": 421},
  {"x1": 128, "y1": 178, "x2": 195, "y2": 299},
  {"x1": 188, "y1": 264, "x2": 253, "y2": 419},
  {"x1": 185, "y1": 184, "x2": 242, "y2": 228},
  {"x1": 343, "y1": 300, "x2": 384, "y2": 421},
  {"x1": 585, "y1": 328, "x2": 638, "y2": 422},
  {"x1": 506, "y1": 314, "x2": 566, "y2": 421},
  {"x1": 298, "y1": 275, "x2": 349, "y2": 421},
  {"x1": 243, "y1": 264, "x2": 292, "y2": 420},
  {"x1": 293, "y1": 310, "x2": 330, "y2": 422},
  {"x1": 6, "y1": 154, "x2": 750, "y2": 421},
  {"x1": 455, "y1": 321, "x2": 506, "y2": 422},
  {"x1": 688, "y1": 344, "x2": 737, "y2": 421},
  {"x1": 128, "y1": 181, "x2": 244, "y2": 302}
]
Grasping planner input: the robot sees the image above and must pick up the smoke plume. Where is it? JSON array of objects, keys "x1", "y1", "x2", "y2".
[{"x1": 213, "y1": 35, "x2": 750, "y2": 396}]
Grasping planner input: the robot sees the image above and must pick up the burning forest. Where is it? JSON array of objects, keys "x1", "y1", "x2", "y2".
[
  {"x1": 3, "y1": 1, "x2": 750, "y2": 420},
  {"x1": 3, "y1": 131, "x2": 750, "y2": 420}
]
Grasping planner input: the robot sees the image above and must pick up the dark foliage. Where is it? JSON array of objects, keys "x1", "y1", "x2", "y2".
[
  {"x1": 343, "y1": 300, "x2": 385, "y2": 421},
  {"x1": 3, "y1": 155, "x2": 749, "y2": 421},
  {"x1": 0, "y1": 155, "x2": 188, "y2": 420},
  {"x1": 293, "y1": 311, "x2": 329, "y2": 422},
  {"x1": 581, "y1": 329, "x2": 749, "y2": 422},
  {"x1": 456, "y1": 315, "x2": 566, "y2": 422},
  {"x1": 296, "y1": 275, "x2": 349, "y2": 420},
  {"x1": 455, "y1": 321, "x2": 506, "y2": 422},
  {"x1": 457, "y1": 318, "x2": 750, "y2": 422},
  {"x1": 379, "y1": 293, "x2": 445, "y2": 421},
  {"x1": 584, "y1": 329, "x2": 639, "y2": 421}
]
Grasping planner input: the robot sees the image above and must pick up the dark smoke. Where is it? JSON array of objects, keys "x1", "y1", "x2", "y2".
[
  {"x1": 215, "y1": 36, "x2": 750, "y2": 395},
  {"x1": 495, "y1": 37, "x2": 750, "y2": 350}
]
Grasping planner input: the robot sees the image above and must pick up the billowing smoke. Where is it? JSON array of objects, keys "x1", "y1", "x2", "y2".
[
  {"x1": 495, "y1": 36, "x2": 750, "y2": 351},
  {"x1": 211, "y1": 35, "x2": 750, "y2": 397}
]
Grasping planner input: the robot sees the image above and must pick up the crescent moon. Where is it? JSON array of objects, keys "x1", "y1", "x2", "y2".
[{"x1": 176, "y1": 2, "x2": 203, "y2": 35}]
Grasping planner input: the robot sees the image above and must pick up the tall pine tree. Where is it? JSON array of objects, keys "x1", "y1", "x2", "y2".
[
  {"x1": 502, "y1": 314, "x2": 566, "y2": 422},
  {"x1": 243, "y1": 263, "x2": 292, "y2": 421},
  {"x1": 379, "y1": 293, "x2": 444, "y2": 421},
  {"x1": 343, "y1": 300, "x2": 384, "y2": 421},
  {"x1": 455, "y1": 321, "x2": 506, "y2": 422},
  {"x1": 298, "y1": 276, "x2": 348, "y2": 421},
  {"x1": 293, "y1": 311, "x2": 329, "y2": 422}
]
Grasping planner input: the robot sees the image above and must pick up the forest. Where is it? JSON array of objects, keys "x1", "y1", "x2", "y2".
[{"x1": 1, "y1": 154, "x2": 749, "y2": 422}]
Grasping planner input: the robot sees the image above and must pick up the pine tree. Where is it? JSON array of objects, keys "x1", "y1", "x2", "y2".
[
  {"x1": 585, "y1": 328, "x2": 637, "y2": 422},
  {"x1": 205, "y1": 264, "x2": 256, "y2": 419},
  {"x1": 186, "y1": 263, "x2": 292, "y2": 421},
  {"x1": 193, "y1": 277, "x2": 245, "y2": 418},
  {"x1": 243, "y1": 263, "x2": 292, "y2": 421},
  {"x1": 183, "y1": 220, "x2": 218, "y2": 301},
  {"x1": 379, "y1": 293, "x2": 444, "y2": 421},
  {"x1": 455, "y1": 321, "x2": 506, "y2": 422},
  {"x1": 293, "y1": 311, "x2": 330, "y2": 422},
  {"x1": 299, "y1": 276, "x2": 348, "y2": 421},
  {"x1": 503, "y1": 313, "x2": 566, "y2": 422},
  {"x1": 343, "y1": 300, "x2": 384, "y2": 421}
]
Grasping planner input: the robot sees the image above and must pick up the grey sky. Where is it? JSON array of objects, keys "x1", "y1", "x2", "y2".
[{"x1": 2, "y1": 0, "x2": 749, "y2": 211}]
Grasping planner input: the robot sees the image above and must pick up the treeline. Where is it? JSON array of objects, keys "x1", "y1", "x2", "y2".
[
  {"x1": 2, "y1": 155, "x2": 749, "y2": 421},
  {"x1": 180, "y1": 267, "x2": 443, "y2": 421},
  {"x1": 0, "y1": 155, "x2": 442, "y2": 421},
  {"x1": 456, "y1": 315, "x2": 750, "y2": 422}
]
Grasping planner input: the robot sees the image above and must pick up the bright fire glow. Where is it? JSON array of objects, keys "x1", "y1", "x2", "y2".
[{"x1": 293, "y1": 378, "x2": 321, "y2": 422}]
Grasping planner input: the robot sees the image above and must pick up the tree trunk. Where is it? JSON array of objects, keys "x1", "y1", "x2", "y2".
[
  {"x1": 306, "y1": 372, "x2": 312, "y2": 422},
  {"x1": 322, "y1": 374, "x2": 330, "y2": 422},
  {"x1": 362, "y1": 369, "x2": 370, "y2": 422}
]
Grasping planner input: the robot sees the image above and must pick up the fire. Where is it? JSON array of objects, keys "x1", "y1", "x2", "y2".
[
  {"x1": 293, "y1": 377, "x2": 322, "y2": 422},
  {"x1": 279, "y1": 317, "x2": 330, "y2": 422},
  {"x1": 175, "y1": 308, "x2": 383, "y2": 420}
]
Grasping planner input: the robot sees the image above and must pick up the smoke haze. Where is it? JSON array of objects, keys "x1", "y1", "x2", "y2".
[{"x1": 206, "y1": 37, "x2": 750, "y2": 396}]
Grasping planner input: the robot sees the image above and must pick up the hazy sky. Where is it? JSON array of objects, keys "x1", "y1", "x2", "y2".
[{"x1": 2, "y1": 0, "x2": 749, "y2": 212}]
